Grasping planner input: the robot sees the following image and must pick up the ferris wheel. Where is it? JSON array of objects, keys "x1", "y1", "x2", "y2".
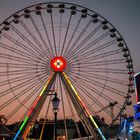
[{"x1": 0, "y1": 2, "x2": 134, "y2": 140}]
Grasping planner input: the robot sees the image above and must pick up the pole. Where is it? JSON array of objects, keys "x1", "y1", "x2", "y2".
[{"x1": 54, "y1": 112, "x2": 57, "y2": 140}]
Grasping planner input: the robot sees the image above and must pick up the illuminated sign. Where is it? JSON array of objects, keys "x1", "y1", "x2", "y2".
[{"x1": 134, "y1": 72, "x2": 140, "y2": 104}]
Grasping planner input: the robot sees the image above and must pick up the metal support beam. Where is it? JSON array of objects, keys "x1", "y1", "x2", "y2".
[
  {"x1": 60, "y1": 72, "x2": 99, "y2": 139},
  {"x1": 13, "y1": 72, "x2": 57, "y2": 140},
  {"x1": 60, "y1": 73, "x2": 91, "y2": 136}
]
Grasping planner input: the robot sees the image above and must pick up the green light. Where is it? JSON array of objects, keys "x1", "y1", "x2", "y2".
[{"x1": 20, "y1": 116, "x2": 29, "y2": 131}]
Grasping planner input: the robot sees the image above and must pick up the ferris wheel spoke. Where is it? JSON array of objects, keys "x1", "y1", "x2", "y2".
[
  {"x1": 76, "y1": 91, "x2": 109, "y2": 127},
  {"x1": 60, "y1": 13, "x2": 72, "y2": 56},
  {"x1": 0, "y1": 58, "x2": 49, "y2": 72},
  {"x1": 0, "y1": 71, "x2": 50, "y2": 98},
  {"x1": 69, "y1": 58, "x2": 126, "y2": 68},
  {"x1": 0, "y1": 52, "x2": 47, "y2": 67},
  {"x1": 70, "y1": 71, "x2": 127, "y2": 97},
  {"x1": 67, "y1": 39, "x2": 117, "y2": 63},
  {"x1": 50, "y1": 12, "x2": 57, "y2": 56},
  {"x1": 74, "y1": 77, "x2": 125, "y2": 109},
  {"x1": 65, "y1": 18, "x2": 93, "y2": 58},
  {"x1": 68, "y1": 45, "x2": 122, "y2": 65},
  {"x1": 69, "y1": 71, "x2": 116, "y2": 102},
  {"x1": 69, "y1": 73, "x2": 127, "y2": 110},
  {"x1": 66, "y1": 25, "x2": 109, "y2": 60},
  {"x1": 85, "y1": 39, "x2": 117, "y2": 55},
  {"x1": 40, "y1": 13, "x2": 55, "y2": 57},
  {"x1": 71, "y1": 62, "x2": 126, "y2": 70},
  {"x1": 1, "y1": 75, "x2": 46, "y2": 111},
  {"x1": 70, "y1": 50, "x2": 124, "y2": 67},
  {"x1": 69, "y1": 73, "x2": 122, "y2": 117},
  {"x1": 73, "y1": 35, "x2": 116, "y2": 59},
  {"x1": 6, "y1": 80, "x2": 44, "y2": 121},
  {"x1": 6, "y1": 64, "x2": 49, "y2": 72},
  {"x1": 71, "y1": 70, "x2": 127, "y2": 86},
  {"x1": 0, "y1": 32, "x2": 44, "y2": 58},
  {"x1": 69, "y1": 73, "x2": 124, "y2": 92},
  {"x1": 0, "y1": 71, "x2": 43, "y2": 87},
  {"x1": 0, "y1": 42, "x2": 41, "y2": 62},
  {"x1": 70, "y1": 65, "x2": 128, "y2": 74},
  {"x1": 29, "y1": 15, "x2": 53, "y2": 59},
  {"x1": 68, "y1": 74, "x2": 112, "y2": 118},
  {"x1": 58, "y1": 13, "x2": 62, "y2": 56},
  {"x1": 63, "y1": 17, "x2": 82, "y2": 58},
  {"x1": 79, "y1": 73, "x2": 126, "y2": 98},
  {"x1": 0, "y1": 67, "x2": 49, "y2": 87},
  {"x1": 21, "y1": 17, "x2": 49, "y2": 57},
  {"x1": 0, "y1": 66, "x2": 50, "y2": 77},
  {"x1": 66, "y1": 23, "x2": 103, "y2": 60},
  {"x1": 0, "y1": 61, "x2": 49, "y2": 70},
  {"x1": 0, "y1": 67, "x2": 47, "y2": 77},
  {"x1": 9, "y1": 24, "x2": 42, "y2": 55},
  {"x1": 10, "y1": 23, "x2": 49, "y2": 59},
  {"x1": 19, "y1": 18, "x2": 50, "y2": 58},
  {"x1": 79, "y1": 41, "x2": 119, "y2": 61},
  {"x1": 81, "y1": 49, "x2": 122, "y2": 62},
  {"x1": 68, "y1": 73, "x2": 108, "y2": 108},
  {"x1": 69, "y1": 39, "x2": 118, "y2": 63}
]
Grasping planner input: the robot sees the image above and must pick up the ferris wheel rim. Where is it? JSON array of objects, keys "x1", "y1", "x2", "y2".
[{"x1": 0, "y1": 2, "x2": 134, "y2": 132}]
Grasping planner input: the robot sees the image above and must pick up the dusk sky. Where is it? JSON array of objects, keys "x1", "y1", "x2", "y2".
[
  {"x1": 0, "y1": 0, "x2": 139, "y2": 72},
  {"x1": 0, "y1": 0, "x2": 140, "y2": 125}
]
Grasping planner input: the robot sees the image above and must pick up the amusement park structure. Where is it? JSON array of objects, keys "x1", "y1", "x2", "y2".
[{"x1": 0, "y1": 2, "x2": 135, "y2": 140}]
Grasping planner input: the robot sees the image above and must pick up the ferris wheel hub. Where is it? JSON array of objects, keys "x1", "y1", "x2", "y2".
[{"x1": 50, "y1": 56, "x2": 66, "y2": 72}]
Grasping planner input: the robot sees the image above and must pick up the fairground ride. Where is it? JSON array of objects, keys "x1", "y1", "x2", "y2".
[{"x1": 0, "y1": 2, "x2": 134, "y2": 140}]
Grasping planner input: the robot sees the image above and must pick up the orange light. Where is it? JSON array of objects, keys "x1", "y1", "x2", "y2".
[{"x1": 51, "y1": 57, "x2": 66, "y2": 72}]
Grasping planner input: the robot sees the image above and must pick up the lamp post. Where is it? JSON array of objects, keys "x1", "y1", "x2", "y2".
[{"x1": 52, "y1": 93, "x2": 60, "y2": 140}]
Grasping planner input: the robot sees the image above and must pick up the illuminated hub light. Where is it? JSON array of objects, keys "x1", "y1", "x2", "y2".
[{"x1": 51, "y1": 57, "x2": 66, "y2": 72}]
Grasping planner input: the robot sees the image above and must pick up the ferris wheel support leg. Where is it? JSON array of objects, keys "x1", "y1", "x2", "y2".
[
  {"x1": 60, "y1": 73, "x2": 92, "y2": 137},
  {"x1": 60, "y1": 72, "x2": 106, "y2": 140},
  {"x1": 13, "y1": 72, "x2": 57, "y2": 140}
]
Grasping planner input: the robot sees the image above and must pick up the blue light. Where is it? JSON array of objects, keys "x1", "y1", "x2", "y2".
[
  {"x1": 97, "y1": 128, "x2": 106, "y2": 140},
  {"x1": 129, "y1": 122, "x2": 134, "y2": 134},
  {"x1": 13, "y1": 130, "x2": 21, "y2": 140},
  {"x1": 134, "y1": 104, "x2": 140, "y2": 120}
]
